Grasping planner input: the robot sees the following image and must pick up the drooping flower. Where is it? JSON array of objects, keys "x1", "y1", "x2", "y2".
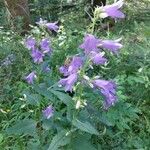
[
  {"x1": 42, "y1": 105, "x2": 54, "y2": 119},
  {"x1": 80, "y1": 34, "x2": 100, "y2": 53},
  {"x1": 59, "y1": 56, "x2": 83, "y2": 76},
  {"x1": 68, "y1": 56, "x2": 83, "y2": 74},
  {"x1": 40, "y1": 38, "x2": 52, "y2": 54},
  {"x1": 59, "y1": 73, "x2": 77, "y2": 92},
  {"x1": 31, "y1": 49, "x2": 44, "y2": 64},
  {"x1": 99, "y1": 39, "x2": 123, "y2": 54},
  {"x1": 90, "y1": 51, "x2": 107, "y2": 65},
  {"x1": 46, "y1": 22, "x2": 59, "y2": 32},
  {"x1": 25, "y1": 37, "x2": 36, "y2": 50},
  {"x1": 25, "y1": 71, "x2": 37, "y2": 84},
  {"x1": 92, "y1": 79, "x2": 117, "y2": 109},
  {"x1": 99, "y1": 0, "x2": 125, "y2": 19}
]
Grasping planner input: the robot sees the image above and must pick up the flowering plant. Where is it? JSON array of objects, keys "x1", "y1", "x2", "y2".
[{"x1": 7, "y1": 1, "x2": 129, "y2": 149}]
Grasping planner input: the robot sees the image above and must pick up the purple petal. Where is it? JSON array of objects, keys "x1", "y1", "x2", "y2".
[
  {"x1": 92, "y1": 79, "x2": 117, "y2": 109},
  {"x1": 31, "y1": 49, "x2": 44, "y2": 64},
  {"x1": 25, "y1": 71, "x2": 37, "y2": 84},
  {"x1": 59, "y1": 73, "x2": 77, "y2": 92},
  {"x1": 25, "y1": 37, "x2": 36, "y2": 50},
  {"x1": 80, "y1": 34, "x2": 100, "y2": 54},
  {"x1": 46, "y1": 22, "x2": 59, "y2": 32},
  {"x1": 99, "y1": 40, "x2": 123, "y2": 54},
  {"x1": 90, "y1": 51, "x2": 107, "y2": 65},
  {"x1": 40, "y1": 38, "x2": 52, "y2": 54},
  {"x1": 43, "y1": 105, "x2": 54, "y2": 119}
]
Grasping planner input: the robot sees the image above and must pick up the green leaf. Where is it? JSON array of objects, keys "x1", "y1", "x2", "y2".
[
  {"x1": 48, "y1": 130, "x2": 70, "y2": 150},
  {"x1": 25, "y1": 93, "x2": 42, "y2": 106},
  {"x1": 72, "y1": 119, "x2": 99, "y2": 135},
  {"x1": 72, "y1": 134, "x2": 96, "y2": 150},
  {"x1": 50, "y1": 90, "x2": 74, "y2": 107},
  {"x1": 0, "y1": 134, "x2": 3, "y2": 143},
  {"x1": 33, "y1": 85, "x2": 54, "y2": 101},
  {"x1": 6, "y1": 119, "x2": 37, "y2": 135}
]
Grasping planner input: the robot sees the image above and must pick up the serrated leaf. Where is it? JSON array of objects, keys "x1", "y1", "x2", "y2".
[
  {"x1": 48, "y1": 130, "x2": 70, "y2": 150},
  {"x1": 72, "y1": 119, "x2": 99, "y2": 135},
  {"x1": 50, "y1": 90, "x2": 74, "y2": 107},
  {"x1": 6, "y1": 119, "x2": 37, "y2": 135}
]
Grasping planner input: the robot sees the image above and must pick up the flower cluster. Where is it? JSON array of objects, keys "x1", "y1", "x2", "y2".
[
  {"x1": 59, "y1": 33, "x2": 122, "y2": 109},
  {"x1": 24, "y1": 37, "x2": 52, "y2": 84},
  {"x1": 58, "y1": 0, "x2": 125, "y2": 109}
]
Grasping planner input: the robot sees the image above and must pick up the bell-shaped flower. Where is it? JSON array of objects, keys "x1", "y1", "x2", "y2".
[
  {"x1": 25, "y1": 37, "x2": 36, "y2": 50},
  {"x1": 99, "y1": 0, "x2": 125, "y2": 19},
  {"x1": 99, "y1": 39, "x2": 123, "y2": 54},
  {"x1": 40, "y1": 38, "x2": 52, "y2": 54},
  {"x1": 68, "y1": 56, "x2": 83, "y2": 74},
  {"x1": 79, "y1": 34, "x2": 100, "y2": 54},
  {"x1": 42, "y1": 105, "x2": 54, "y2": 119},
  {"x1": 25, "y1": 71, "x2": 37, "y2": 84},
  {"x1": 59, "y1": 56, "x2": 83, "y2": 76},
  {"x1": 46, "y1": 22, "x2": 59, "y2": 32},
  {"x1": 31, "y1": 49, "x2": 44, "y2": 64},
  {"x1": 59, "y1": 73, "x2": 77, "y2": 92},
  {"x1": 92, "y1": 79, "x2": 117, "y2": 109},
  {"x1": 90, "y1": 51, "x2": 107, "y2": 65}
]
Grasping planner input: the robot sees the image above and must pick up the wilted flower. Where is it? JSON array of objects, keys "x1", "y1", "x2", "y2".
[
  {"x1": 46, "y1": 22, "x2": 59, "y2": 32},
  {"x1": 25, "y1": 71, "x2": 37, "y2": 84},
  {"x1": 99, "y1": 0, "x2": 125, "y2": 19},
  {"x1": 25, "y1": 37, "x2": 36, "y2": 50},
  {"x1": 40, "y1": 38, "x2": 52, "y2": 54},
  {"x1": 31, "y1": 49, "x2": 44, "y2": 64},
  {"x1": 80, "y1": 34, "x2": 100, "y2": 53},
  {"x1": 99, "y1": 39, "x2": 123, "y2": 54},
  {"x1": 92, "y1": 79, "x2": 117, "y2": 109},
  {"x1": 43, "y1": 105, "x2": 54, "y2": 119},
  {"x1": 90, "y1": 51, "x2": 107, "y2": 65},
  {"x1": 59, "y1": 73, "x2": 77, "y2": 92}
]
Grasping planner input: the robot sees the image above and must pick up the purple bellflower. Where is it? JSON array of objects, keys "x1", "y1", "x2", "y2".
[
  {"x1": 68, "y1": 56, "x2": 83, "y2": 74},
  {"x1": 59, "y1": 73, "x2": 77, "y2": 92},
  {"x1": 99, "y1": 0, "x2": 125, "y2": 19},
  {"x1": 31, "y1": 49, "x2": 44, "y2": 64},
  {"x1": 25, "y1": 37, "x2": 36, "y2": 50},
  {"x1": 25, "y1": 71, "x2": 37, "y2": 84},
  {"x1": 92, "y1": 79, "x2": 117, "y2": 109},
  {"x1": 59, "y1": 56, "x2": 83, "y2": 76},
  {"x1": 90, "y1": 51, "x2": 107, "y2": 65},
  {"x1": 46, "y1": 22, "x2": 59, "y2": 32},
  {"x1": 80, "y1": 34, "x2": 100, "y2": 54},
  {"x1": 40, "y1": 38, "x2": 52, "y2": 54},
  {"x1": 99, "y1": 39, "x2": 123, "y2": 54},
  {"x1": 43, "y1": 105, "x2": 54, "y2": 119}
]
